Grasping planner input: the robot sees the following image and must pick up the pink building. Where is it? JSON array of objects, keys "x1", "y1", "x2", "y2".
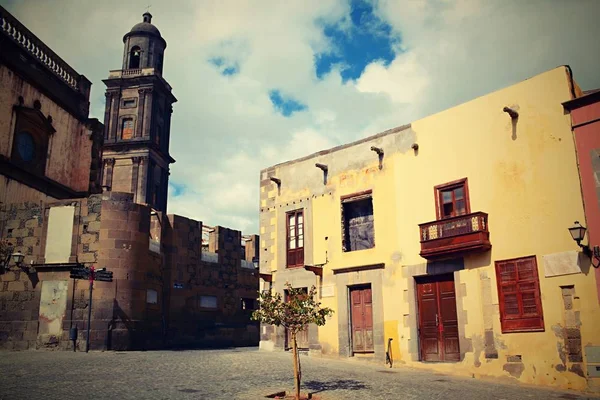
[{"x1": 564, "y1": 89, "x2": 600, "y2": 303}]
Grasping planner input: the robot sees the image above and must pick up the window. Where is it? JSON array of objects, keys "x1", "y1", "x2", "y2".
[
  {"x1": 121, "y1": 118, "x2": 134, "y2": 140},
  {"x1": 152, "y1": 165, "x2": 162, "y2": 208},
  {"x1": 495, "y1": 256, "x2": 544, "y2": 333},
  {"x1": 241, "y1": 298, "x2": 256, "y2": 310},
  {"x1": 342, "y1": 191, "x2": 374, "y2": 252},
  {"x1": 157, "y1": 53, "x2": 164, "y2": 74},
  {"x1": 129, "y1": 46, "x2": 141, "y2": 69},
  {"x1": 146, "y1": 289, "x2": 158, "y2": 304},
  {"x1": 435, "y1": 178, "x2": 470, "y2": 219},
  {"x1": 121, "y1": 98, "x2": 136, "y2": 108},
  {"x1": 286, "y1": 210, "x2": 304, "y2": 268},
  {"x1": 200, "y1": 295, "x2": 218, "y2": 309},
  {"x1": 155, "y1": 124, "x2": 162, "y2": 146},
  {"x1": 11, "y1": 106, "x2": 53, "y2": 176}
]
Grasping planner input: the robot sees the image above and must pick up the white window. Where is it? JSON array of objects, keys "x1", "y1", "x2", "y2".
[
  {"x1": 200, "y1": 295, "x2": 218, "y2": 309},
  {"x1": 146, "y1": 289, "x2": 158, "y2": 304}
]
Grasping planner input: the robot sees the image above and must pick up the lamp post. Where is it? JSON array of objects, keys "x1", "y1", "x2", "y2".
[{"x1": 568, "y1": 221, "x2": 600, "y2": 268}]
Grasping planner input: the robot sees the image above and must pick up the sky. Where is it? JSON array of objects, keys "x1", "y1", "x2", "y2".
[{"x1": 3, "y1": 0, "x2": 600, "y2": 234}]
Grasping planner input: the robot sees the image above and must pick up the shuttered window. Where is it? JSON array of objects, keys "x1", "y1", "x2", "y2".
[
  {"x1": 286, "y1": 210, "x2": 304, "y2": 268},
  {"x1": 495, "y1": 256, "x2": 544, "y2": 333}
]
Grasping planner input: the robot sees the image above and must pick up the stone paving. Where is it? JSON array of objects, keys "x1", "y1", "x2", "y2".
[{"x1": 0, "y1": 348, "x2": 597, "y2": 400}]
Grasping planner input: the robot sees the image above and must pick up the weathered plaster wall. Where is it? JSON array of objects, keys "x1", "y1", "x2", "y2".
[{"x1": 258, "y1": 66, "x2": 600, "y2": 392}]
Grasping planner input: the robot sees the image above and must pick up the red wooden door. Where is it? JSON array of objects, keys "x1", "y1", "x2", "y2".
[
  {"x1": 417, "y1": 274, "x2": 460, "y2": 362},
  {"x1": 350, "y1": 286, "x2": 374, "y2": 353},
  {"x1": 285, "y1": 289, "x2": 309, "y2": 349}
]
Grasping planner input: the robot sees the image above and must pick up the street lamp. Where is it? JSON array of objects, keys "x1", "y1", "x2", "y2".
[
  {"x1": 568, "y1": 221, "x2": 600, "y2": 268},
  {"x1": 11, "y1": 251, "x2": 25, "y2": 267}
]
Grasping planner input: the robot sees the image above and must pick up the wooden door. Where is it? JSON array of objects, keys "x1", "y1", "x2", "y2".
[
  {"x1": 285, "y1": 289, "x2": 309, "y2": 349},
  {"x1": 417, "y1": 274, "x2": 460, "y2": 362},
  {"x1": 350, "y1": 286, "x2": 374, "y2": 353}
]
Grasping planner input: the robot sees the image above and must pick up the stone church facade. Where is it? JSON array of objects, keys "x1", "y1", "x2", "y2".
[{"x1": 0, "y1": 6, "x2": 259, "y2": 351}]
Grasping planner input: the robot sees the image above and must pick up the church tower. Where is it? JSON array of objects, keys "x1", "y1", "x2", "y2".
[{"x1": 101, "y1": 12, "x2": 176, "y2": 212}]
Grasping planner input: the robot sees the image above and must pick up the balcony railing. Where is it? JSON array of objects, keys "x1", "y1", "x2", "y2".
[
  {"x1": 107, "y1": 68, "x2": 172, "y2": 91},
  {"x1": 0, "y1": 8, "x2": 83, "y2": 92},
  {"x1": 419, "y1": 211, "x2": 491, "y2": 260}
]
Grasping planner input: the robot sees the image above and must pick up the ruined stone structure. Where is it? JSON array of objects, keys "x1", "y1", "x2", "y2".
[{"x1": 0, "y1": 7, "x2": 259, "y2": 351}]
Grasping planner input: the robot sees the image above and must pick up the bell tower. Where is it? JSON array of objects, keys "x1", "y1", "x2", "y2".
[{"x1": 101, "y1": 12, "x2": 176, "y2": 212}]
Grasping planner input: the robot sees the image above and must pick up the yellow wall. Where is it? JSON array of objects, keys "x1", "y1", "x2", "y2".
[{"x1": 259, "y1": 67, "x2": 600, "y2": 392}]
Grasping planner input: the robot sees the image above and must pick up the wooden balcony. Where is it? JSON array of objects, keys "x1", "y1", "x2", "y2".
[{"x1": 419, "y1": 212, "x2": 491, "y2": 260}]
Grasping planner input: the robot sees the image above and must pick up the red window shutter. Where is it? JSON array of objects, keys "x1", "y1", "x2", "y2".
[{"x1": 495, "y1": 256, "x2": 544, "y2": 333}]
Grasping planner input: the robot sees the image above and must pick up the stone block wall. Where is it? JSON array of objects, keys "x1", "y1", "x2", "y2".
[
  {"x1": 164, "y1": 218, "x2": 259, "y2": 348},
  {"x1": 1, "y1": 192, "x2": 259, "y2": 351}
]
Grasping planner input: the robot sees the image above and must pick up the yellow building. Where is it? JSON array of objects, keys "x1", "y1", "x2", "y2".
[{"x1": 258, "y1": 66, "x2": 600, "y2": 392}]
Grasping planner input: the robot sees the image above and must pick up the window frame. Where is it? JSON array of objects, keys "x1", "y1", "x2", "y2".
[
  {"x1": 199, "y1": 295, "x2": 218, "y2": 310},
  {"x1": 286, "y1": 209, "x2": 304, "y2": 268},
  {"x1": 10, "y1": 106, "x2": 54, "y2": 177},
  {"x1": 119, "y1": 116, "x2": 135, "y2": 140},
  {"x1": 341, "y1": 190, "x2": 375, "y2": 252},
  {"x1": 495, "y1": 255, "x2": 545, "y2": 333},
  {"x1": 434, "y1": 178, "x2": 470, "y2": 220}
]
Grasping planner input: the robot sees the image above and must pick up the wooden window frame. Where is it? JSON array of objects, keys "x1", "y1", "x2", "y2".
[
  {"x1": 286, "y1": 209, "x2": 304, "y2": 268},
  {"x1": 495, "y1": 255, "x2": 545, "y2": 333},
  {"x1": 434, "y1": 178, "x2": 470, "y2": 220},
  {"x1": 341, "y1": 190, "x2": 375, "y2": 252},
  {"x1": 118, "y1": 115, "x2": 136, "y2": 141}
]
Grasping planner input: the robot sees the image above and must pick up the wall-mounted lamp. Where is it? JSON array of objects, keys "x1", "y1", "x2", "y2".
[
  {"x1": 568, "y1": 221, "x2": 600, "y2": 268},
  {"x1": 1, "y1": 246, "x2": 32, "y2": 274},
  {"x1": 269, "y1": 177, "x2": 281, "y2": 186},
  {"x1": 411, "y1": 143, "x2": 419, "y2": 151},
  {"x1": 315, "y1": 163, "x2": 328, "y2": 185},
  {"x1": 370, "y1": 146, "x2": 384, "y2": 170},
  {"x1": 252, "y1": 256, "x2": 259, "y2": 270},
  {"x1": 503, "y1": 106, "x2": 519, "y2": 119}
]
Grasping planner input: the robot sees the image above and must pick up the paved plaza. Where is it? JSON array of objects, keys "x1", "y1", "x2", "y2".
[{"x1": 0, "y1": 348, "x2": 597, "y2": 400}]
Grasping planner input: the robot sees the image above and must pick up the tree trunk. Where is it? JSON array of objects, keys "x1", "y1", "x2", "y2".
[{"x1": 292, "y1": 332, "x2": 300, "y2": 400}]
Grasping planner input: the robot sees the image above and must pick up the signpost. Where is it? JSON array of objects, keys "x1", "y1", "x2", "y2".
[{"x1": 69, "y1": 265, "x2": 113, "y2": 353}]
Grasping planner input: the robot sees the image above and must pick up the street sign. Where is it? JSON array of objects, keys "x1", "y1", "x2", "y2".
[
  {"x1": 95, "y1": 270, "x2": 113, "y2": 282},
  {"x1": 70, "y1": 267, "x2": 89, "y2": 280}
]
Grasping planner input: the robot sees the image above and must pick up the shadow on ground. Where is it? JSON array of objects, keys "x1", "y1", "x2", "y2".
[{"x1": 304, "y1": 379, "x2": 369, "y2": 395}]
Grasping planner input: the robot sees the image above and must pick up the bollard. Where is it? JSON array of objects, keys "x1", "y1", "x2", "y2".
[{"x1": 70, "y1": 326, "x2": 78, "y2": 352}]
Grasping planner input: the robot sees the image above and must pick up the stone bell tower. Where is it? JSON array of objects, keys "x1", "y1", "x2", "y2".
[{"x1": 101, "y1": 12, "x2": 176, "y2": 212}]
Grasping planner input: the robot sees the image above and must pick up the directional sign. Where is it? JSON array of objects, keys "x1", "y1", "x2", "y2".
[
  {"x1": 70, "y1": 267, "x2": 89, "y2": 280},
  {"x1": 95, "y1": 270, "x2": 113, "y2": 282}
]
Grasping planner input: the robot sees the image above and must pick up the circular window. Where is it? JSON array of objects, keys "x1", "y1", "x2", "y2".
[{"x1": 16, "y1": 131, "x2": 35, "y2": 162}]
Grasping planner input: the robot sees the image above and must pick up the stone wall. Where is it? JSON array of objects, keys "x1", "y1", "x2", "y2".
[
  {"x1": 0, "y1": 192, "x2": 259, "y2": 351},
  {"x1": 164, "y1": 217, "x2": 259, "y2": 348}
]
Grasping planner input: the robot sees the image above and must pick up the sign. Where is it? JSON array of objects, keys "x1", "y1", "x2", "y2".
[
  {"x1": 70, "y1": 267, "x2": 89, "y2": 280},
  {"x1": 95, "y1": 270, "x2": 113, "y2": 282},
  {"x1": 321, "y1": 285, "x2": 335, "y2": 298}
]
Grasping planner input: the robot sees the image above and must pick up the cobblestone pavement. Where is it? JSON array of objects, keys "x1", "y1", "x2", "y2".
[{"x1": 0, "y1": 348, "x2": 598, "y2": 400}]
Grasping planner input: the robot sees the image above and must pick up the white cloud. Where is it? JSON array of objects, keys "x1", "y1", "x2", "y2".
[{"x1": 5, "y1": 0, "x2": 600, "y2": 235}]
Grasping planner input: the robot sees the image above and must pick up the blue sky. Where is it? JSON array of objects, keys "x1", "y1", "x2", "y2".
[
  {"x1": 316, "y1": 0, "x2": 398, "y2": 81},
  {"x1": 4, "y1": 0, "x2": 600, "y2": 234}
]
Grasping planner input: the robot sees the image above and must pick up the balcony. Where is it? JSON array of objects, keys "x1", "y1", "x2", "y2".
[{"x1": 419, "y1": 212, "x2": 491, "y2": 260}]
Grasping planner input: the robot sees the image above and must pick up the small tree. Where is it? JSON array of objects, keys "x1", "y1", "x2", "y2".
[{"x1": 252, "y1": 283, "x2": 333, "y2": 400}]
